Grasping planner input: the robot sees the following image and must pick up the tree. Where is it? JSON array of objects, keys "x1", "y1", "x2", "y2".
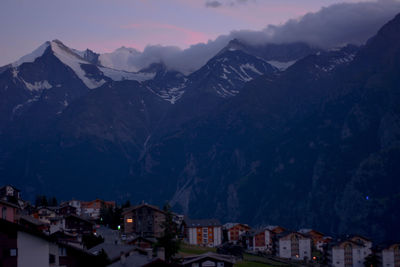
[
  {"x1": 364, "y1": 253, "x2": 379, "y2": 267},
  {"x1": 35, "y1": 195, "x2": 48, "y2": 207},
  {"x1": 154, "y1": 203, "x2": 181, "y2": 263}
]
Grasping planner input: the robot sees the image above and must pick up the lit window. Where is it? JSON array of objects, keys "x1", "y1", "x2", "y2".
[{"x1": 127, "y1": 218, "x2": 133, "y2": 223}]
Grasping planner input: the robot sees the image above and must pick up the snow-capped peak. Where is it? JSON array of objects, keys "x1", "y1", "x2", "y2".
[
  {"x1": 12, "y1": 41, "x2": 50, "y2": 67},
  {"x1": 50, "y1": 40, "x2": 106, "y2": 89}
]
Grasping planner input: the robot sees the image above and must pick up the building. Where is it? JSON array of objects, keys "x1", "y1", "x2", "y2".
[
  {"x1": 265, "y1": 225, "x2": 286, "y2": 234},
  {"x1": 36, "y1": 206, "x2": 58, "y2": 223},
  {"x1": 328, "y1": 239, "x2": 371, "y2": 267},
  {"x1": 0, "y1": 218, "x2": 98, "y2": 267},
  {"x1": 58, "y1": 204, "x2": 77, "y2": 216},
  {"x1": 0, "y1": 185, "x2": 21, "y2": 203},
  {"x1": 276, "y1": 232, "x2": 312, "y2": 260},
  {"x1": 348, "y1": 235, "x2": 372, "y2": 256},
  {"x1": 122, "y1": 203, "x2": 166, "y2": 237},
  {"x1": 64, "y1": 214, "x2": 94, "y2": 235},
  {"x1": 243, "y1": 228, "x2": 274, "y2": 253},
  {"x1": 185, "y1": 219, "x2": 222, "y2": 247},
  {"x1": 81, "y1": 199, "x2": 116, "y2": 220},
  {"x1": 0, "y1": 199, "x2": 19, "y2": 222},
  {"x1": 61, "y1": 200, "x2": 82, "y2": 216},
  {"x1": 298, "y1": 229, "x2": 331, "y2": 252},
  {"x1": 224, "y1": 223, "x2": 250, "y2": 244},
  {"x1": 181, "y1": 252, "x2": 235, "y2": 267},
  {"x1": 380, "y1": 243, "x2": 400, "y2": 267}
]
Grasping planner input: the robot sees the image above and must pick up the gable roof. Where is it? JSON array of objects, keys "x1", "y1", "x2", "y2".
[
  {"x1": 182, "y1": 252, "x2": 235, "y2": 265},
  {"x1": 122, "y1": 203, "x2": 164, "y2": 215}
]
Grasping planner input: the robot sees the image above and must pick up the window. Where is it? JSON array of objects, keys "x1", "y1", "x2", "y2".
[
  {"x1": 127, "y1": 218, "x2": 133, "y2": 223},
  {"x1": 59, "y1": 247, "x2": 67, "y2": 256},
  {"x1": 10, "y1": 248, "x2": 17, "y2": 257},
  {"x1": 2, "y1": 207, "x2": 6, "y2": 220},
  {"x1": 49, "y1": 254, "x2": 56, "y2": 264}
]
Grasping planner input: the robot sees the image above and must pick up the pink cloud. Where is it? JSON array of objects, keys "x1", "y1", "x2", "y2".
[{"x1": 121, "y1": 22, "x2": 214, "y2": 47}]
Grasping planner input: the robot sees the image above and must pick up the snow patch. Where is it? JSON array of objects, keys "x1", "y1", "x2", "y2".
[
  {"x1": 267, "y1": 60, "x2": 297, "y2": 71},
  {"x1": 99, "y1": 66, "x2": 155, "y2": 82},
  {"x1": 240, "y1": 63, "x2": 263, "y2": 75},
  {"x1": 22, "y1": 80, "x2": 52, "y2": 91},
  {"x1": 12, "y1": 42, "x2": 50, "y2": 67}
]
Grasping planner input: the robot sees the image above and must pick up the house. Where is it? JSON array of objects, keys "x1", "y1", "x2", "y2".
[
  {"x1": 122, "y1": 203, "x2": 166, "y2": 238},
  {"x1": 242, "y1": 228, "x2": 274, "y2": 253},
  {"x1": 58, "y1": 204, "x2": 77, "y2": 216},
  {"x1": 19, "y1": 214, "x2": 49, "y2": 232},
  {"x1": 64, "y1": 214, "x2": 94, "y2": 235},
  {"x1": 380, "y1": 243, "x2": 400, "y2": 267},
  {"x1": 223, "y1": 223, "x2": 250, "y2": 244},
  {"x1": 348, "y1": 235, "x2": 372, "y2": 256},
  {"x1": 265, "y1": 225, "x2": 286, "y2": 234},
  {"x1": 0, "y1": 218, "x2": 99, "y2": 267},
  {"x1": 0, "y1": 199, "x2": 19, "y2": 222},
  {"x1": 0, "y1": 185, "x2": 21, "y2": 203},
  {"x1": 327, "y1": 239, "x2": 371, "y2": 267},
  {"x1": 181, "y1": 252, "x2": 235, "y2": 267},
  {"x1": 81, "y1": 199, "x2": 116, "y2": 220},
  {"x1": 276, "y1": 231, "x2": 312, "y2": 260},
  {"x1": 61, "y1": 200, "x2": 82, "y2": 216},
  {"x1": 185, "y1": 219, "x2": 222, "y2": 247},
  {"x1": 36, "y1": 206, "x2": 58, "y2": 223},
  {"x1": 298, "y1": 229, "x2": 331, "y2": 252}
]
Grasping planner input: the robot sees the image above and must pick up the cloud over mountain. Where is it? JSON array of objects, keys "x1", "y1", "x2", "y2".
[{"x1": 100, "y1": 0, "x2": 400, "y2": 74}]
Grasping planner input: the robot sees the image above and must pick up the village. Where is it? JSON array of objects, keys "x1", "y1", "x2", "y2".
[{"x1": 0, "y1": 184, "x2": 399, "y2": 267}]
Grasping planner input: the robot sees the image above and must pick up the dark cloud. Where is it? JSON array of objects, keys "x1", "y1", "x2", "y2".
[
  {"x1": 105, "y1": 0, "x2": 400, "y2": 74},
  {"x1": 205, "y1": 1, "x2": 222, "y2": 8},
  {"x1": 205, "y1": 0, "x2": 252, "y2": 8}
]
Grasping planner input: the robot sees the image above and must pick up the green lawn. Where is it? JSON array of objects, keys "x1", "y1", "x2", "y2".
[{"x1": 179, "y1": 244, "x2": 217, "y2": 256}]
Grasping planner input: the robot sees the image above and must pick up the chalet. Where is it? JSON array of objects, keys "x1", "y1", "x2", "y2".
[
  {"x1": 223, "y1": 223, "x2": 250, "y2": 244},
  {"x1": 0, "y1": 185, "x2": 21, "y2": 203},
  {"x1": 0, "y1": 218, "x2": 98, "y2": 267},
  {"x1": 122, "y1": 203, "x2": 166, "y2": 238},
  {"x1": 380, "y1": 243, "x2": 400, "y2": 267},
  {"x1": 61, "y1": 200, "x2": 82, "y2": 215},
  {"x1": 327, "y1": 239, "x2": 371, "y2": 267},
  {"x1": 276, "y1": 231, "x2": 312, "y2": 260},
  {"x1": 81, "y1": 199, "x2": 116, "y2": 220},
  {"x1": 298, "y1": 228, "x2": 331, "y2": 252},
  {"x1": 19, "y1": 214, "x2": 49, "y2": 232},
  {"x1": 185, "y1": 218, "x2": 222, "y2": 247},
  {"x1": 0, "y1": 199, "x2": 19, "y2": 223},
  {"x1": 243, "y1": 228, "x2": 274, "y2": 253},
  {"x1": 181, "y1": 252, "x2": 235, "y2": 267},
  {"x1": 58, "y1": 204, "x2": 77, "y2": 216},
  {"x1": 265, "y1": 225, "x2": 286, "y2": 234},
  {"x1": 36, "y1": 206, "x2": 58, "y2": 223},
  {"x1": 64, "y1": 214, "x2": 94, "y2": 235}
]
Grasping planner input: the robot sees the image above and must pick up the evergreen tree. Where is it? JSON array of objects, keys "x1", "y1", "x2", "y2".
[{"x1": 155, "y1": 203, "x2": 180, "y2": 263}]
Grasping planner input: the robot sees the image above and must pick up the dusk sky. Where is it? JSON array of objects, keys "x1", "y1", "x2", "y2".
[{"x1": 0, "y1": 0, "x2": 375, "y2": 66}]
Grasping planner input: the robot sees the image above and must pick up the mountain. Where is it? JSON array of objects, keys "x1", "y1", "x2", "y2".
[{"x1": 1, "y1": 13, "x2": 399, "y2": 243}]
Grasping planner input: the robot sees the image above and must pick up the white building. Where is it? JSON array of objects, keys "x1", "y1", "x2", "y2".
[
  {"x1": 276, "y1": 232, "x2": 312, "y2": 260},
  {"x1": 0, "y1": 218, "x2": 93, "y2": 267},
  {"x1": 381, "y1": 243, "x2": 400, "y2": 267},
  {"x1": 185, "y1": 219, "x2": 222, "y2": 247},
  {"x1": 329, "y1": 239, "x2": 371, "y2": 267}
]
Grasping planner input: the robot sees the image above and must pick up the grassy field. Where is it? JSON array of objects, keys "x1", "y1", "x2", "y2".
[{"x1": 179, "y1": 244, "x2": 217, "y2": 256}]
